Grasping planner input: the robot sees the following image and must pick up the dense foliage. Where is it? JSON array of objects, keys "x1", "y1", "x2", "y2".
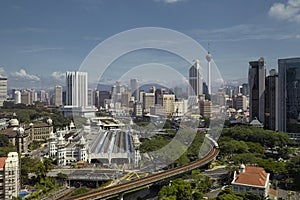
[{"x1": 219, "y1": 126, "x2": 299, "y2": 190}]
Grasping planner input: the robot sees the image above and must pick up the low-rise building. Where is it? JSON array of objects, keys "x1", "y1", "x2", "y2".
[
  {"x1": 25, "y1": 118, "x2": 53, "y2": 141},
  {"x1": 0, "y1": 118, "x2": 30, "y2": 153},
  {"x1": 231, "y1": 165, "x2": 270, "y2": 197}
]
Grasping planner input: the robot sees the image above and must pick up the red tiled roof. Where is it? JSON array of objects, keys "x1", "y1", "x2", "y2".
[
  {"x1": 233, "y1": 166, "x2": 269, "y2": 187},
  {"x1": 0, "y1": 157, "x2": 7, "y2": 168}
]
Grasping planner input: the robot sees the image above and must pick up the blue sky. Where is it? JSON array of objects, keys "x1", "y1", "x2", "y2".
[{"x1": 0, "y1": 0, "x2": 300, "y2": 89}]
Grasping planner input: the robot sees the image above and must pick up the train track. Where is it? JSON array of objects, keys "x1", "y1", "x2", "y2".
[{"x1": 69, "y1": 146, "x2": 219, "y2": 200}]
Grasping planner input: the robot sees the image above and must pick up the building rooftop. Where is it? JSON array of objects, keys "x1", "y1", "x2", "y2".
[
  {"x1": 26, "y1": 122, "x2": 52, "y2": 129},
  {"x1": 233, "y1": 166, "x2": 269, "y2": 187},
  {"x1": 0, "y1": 157, "x2": 7, "y2": 168},
  {"x1": 250, "y1": 118, "x2": 263, "y2": 128}
]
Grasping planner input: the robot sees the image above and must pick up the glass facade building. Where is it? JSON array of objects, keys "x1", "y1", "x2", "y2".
[{"x1": 278, "y1": 57, "x2": 300, "y2": 133}]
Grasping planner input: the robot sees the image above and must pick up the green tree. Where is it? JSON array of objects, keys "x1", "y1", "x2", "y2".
[
  {"x1": 21, "y1": 157, "x2": 40, "y2": 184},
  {"x1": 158, "y1": 178, "x2": 193, "y2": 200},
  {"x1": 189, "y1": 170, "x2": 212, "y2": 193},
  {"x1": 0, "y1": 134, "x2": 9, "y2": 147},
  {"x1": 243, "y1": 192, "x2": 264, "y2": 200},
  {"x1": 286, "y1": 155, "x2": 300, "y2": 190},
  {"x1": 246, "y1": 142, "x2": 264, "y2": 155},
  {"x1": 0, "y1": 145, "x2": 17, "y2": 157},
  {"x1": 217, "y1": 188, "x2": 243, "y2": 200}
]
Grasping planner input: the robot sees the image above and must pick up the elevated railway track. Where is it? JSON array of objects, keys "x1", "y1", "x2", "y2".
[{"x1": 69, "y1": 138, "x2": 219, "y2": 200}]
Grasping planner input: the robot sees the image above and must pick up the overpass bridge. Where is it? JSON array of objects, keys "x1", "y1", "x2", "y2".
[{"x1": 68, "y1": 136, "x2": 219, "y2": 200}]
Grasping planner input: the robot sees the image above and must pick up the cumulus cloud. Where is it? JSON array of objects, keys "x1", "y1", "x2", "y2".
[
  {"x1": 155, "y1": 0, "x2": 186, "y2": 3},
  {"x1": 51, "y1": 71, "x2": 65, "y2": 81},
  {"x1": 269, "y1": 0, "x2": 300, "y2": 23},
  {"x1": 11, "y1": 69, "x2": 40, "y2": 81}
]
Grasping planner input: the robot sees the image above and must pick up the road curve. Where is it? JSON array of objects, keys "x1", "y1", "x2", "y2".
[{"x1": 69, "y1": 147, "x2": 219, "y2": 200}]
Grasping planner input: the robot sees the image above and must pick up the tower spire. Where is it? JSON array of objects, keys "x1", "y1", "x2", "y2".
[
  {"x1": 208, "y1": 42, "x2": 210, "y2": 54},
  {"x1": 206, "y1": 43, "x2": 212, "y2": 95}
]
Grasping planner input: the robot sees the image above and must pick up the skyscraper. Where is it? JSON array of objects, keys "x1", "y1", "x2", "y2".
[
  {"x1": 278, "y1": 57, "x2": 300, "y2": 133},
  {"x1": 54, "y1": 85, "x2": 63, "y2": 106},
  {"x1": 189, "y1": 60, "x2": 202, "y2": 97},
  {"x1": 0, "y1": 77, "x2": 7, "y2": 107},
  {"x1": 14, "y1": 90, "x2": 21, "y2": 104},
  {"x1": 265, "y1": 69, "x2": 278, "y2": 131},
  {"x1": 143, "y1": 92, "x2": 155, "y2": 113},
  {"x1": 88, "y1": 89, "x2": 94, "y2": 106},
  {"x1": 248, "y1": 58, "x2": 266, "y2": 124},
  {"x1": 130, "y1": 79, "x2": 139, "y2": 101},
  {"x1": 39, "y1": 90, "x2": 47, "y2": 103},
  {"x1": 21, "y1": 90, "x2": 31, "y2": 105},
  {"x1": 66, "y1": 71, "x2": 88, "y2": 107},
  {"x1": 162, "y1": 94, "x2": 175, "y2": 115}
]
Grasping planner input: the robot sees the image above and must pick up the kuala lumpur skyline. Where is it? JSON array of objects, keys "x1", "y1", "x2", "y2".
[{"x1": 0, "y1": 0, "x2": 300, "y2": 89}]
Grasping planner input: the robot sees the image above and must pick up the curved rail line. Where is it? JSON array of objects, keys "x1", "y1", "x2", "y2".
[{"x1": 70, "y1": 146, "x2": 219, "y2": 200}]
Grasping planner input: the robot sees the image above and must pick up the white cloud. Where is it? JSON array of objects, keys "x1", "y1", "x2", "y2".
[
  {"x1": 51, "y1": 71, "x2": 65, "y2": 81},
  {"x1": 0, "y1": 67, "x2": 6, "y2": 77},
  {"x1": 11, "y1": 69, "x2": 40, "y2": 81},
  {"x1": 269, "y1": 0, "x2": 300, "y2": 23},
  {"x1": 155, "y1": 0, "x2": 186, "y2": 4}
]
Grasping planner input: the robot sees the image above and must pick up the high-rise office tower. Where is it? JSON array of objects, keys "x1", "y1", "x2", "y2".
[
  {"x1": 248, "y1": 57, "x2": 266, "y2": 124},
  {"x1": 143, "y1": 92, "x2": 155, "y2": 113},
  {"x1": 93, "y1": 90, "x2": 100, "y2": 107},
  {"x1": 189, "y1": 60, "x2": 202, "y2": 97},
  {"x1": 121, "y1": 91, "x2": 131, "y2": 107},
  {"x1": 0, "y1": 77, "x2": 7, "y2": 107},
  {"x1": 99, "y1": 91, "x2": 110, "y2": 108},
  {"x1": 39, "y1": 90, "x2": 46, "y2": 102},
  {"x1": 21, "y1": 90, "x2": 31, "y2": 105},
  {"x1": 54, "y1": 85, "x2": 63, "y2": 106},
  {"x1": 66, "y1": 71, "x2": 88, "y2": 107},
  {"x1": 265, "y1": 69, "x2": 278, "y2": 131},
  {"x1": 88, "y1": 89, "x2": 94, "y2": 106},
  {"x1": 241, "y1": 83, "x2": 249, "y2": 96},
  {"x1": 130, "y1": 79, "x2": 139, "y2": 101},
  {"x1": 278, "y1": 57, "x2": 300, "y2": 133},
  {"x1": 162, "y1": 94, "x2": 175, "y2": 114}
]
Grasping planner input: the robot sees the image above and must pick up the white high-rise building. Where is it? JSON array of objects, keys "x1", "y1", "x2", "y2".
[
  {"x1": 61, "y1": 72, "x2": 97, "y2": 117},
  {"x1": 0, "y1": 77, "x2": 7, "y2": 107},
  {"x1": 14, "y1": 91, "x2": 21, "y2": 104},
  {"x1": 66, "y1": 71, "x2": 88, "y2": 107},
  {"x1": 0, "y1": 152, "x2": 20, "y2": 200}
]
